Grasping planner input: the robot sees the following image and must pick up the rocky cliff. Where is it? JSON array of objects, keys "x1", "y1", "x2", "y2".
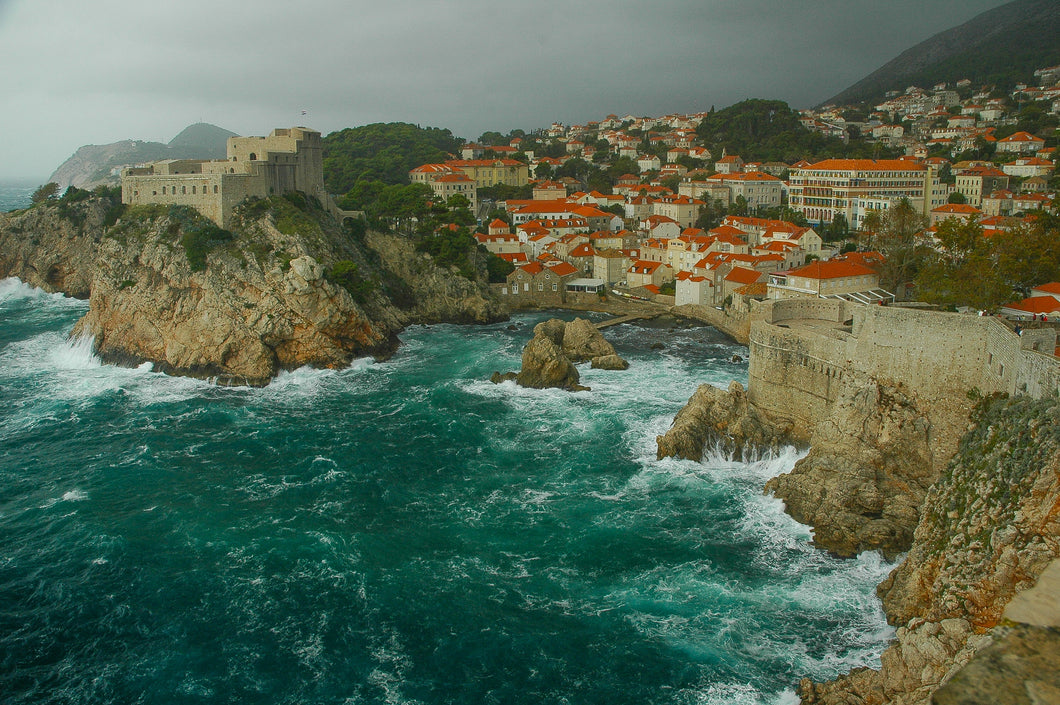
[
  {"x1": 799, "y1": 393, "x2": 1060, "y2": 704},
  {"x1": 657, "y1": 375, "x2": 937, "y2": 560},
  {"x1": 0, "y1": 193, "x2": 505, "y2": 385},
  {"x1": 0, "y1": 194, "x2": 107, "y2": 298},
  {"x1": 764, "y1": 379, "x2": 936, "y2": 560},
  {"x1": 658, "y1": 350, "x2": 1060, "y2": 703}
]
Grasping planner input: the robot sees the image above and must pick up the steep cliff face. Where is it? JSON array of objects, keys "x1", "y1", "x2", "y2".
[
  {"x1": 801, "y1": 394, "x2": 1060, "y2": 705},
  {"x1": 765, "y1": 380, "x2": 937, "y2": 560},
  {"x1": 365, "y1": 231, "x2": 504, "y2": 326},
  {"x1": 879, "y1": 394, "x2": 1060, "y2": 629},
  {"x1": 656, "y1": 375, "x2": 935, "y2": 562},
  {"x1": 0, "y1": 196, "x2": 108, "y2": 298},
  {"x1": 0, "y1": 195, "x2": 505, "y2": 385}
]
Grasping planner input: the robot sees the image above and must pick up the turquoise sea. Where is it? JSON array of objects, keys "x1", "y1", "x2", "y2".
[
  {"x1": 0, "y1": 181, "x2": 39, "y2": 212},
  {"x1": 0, "y1": 184, "x2": 894, "y2": 704}
]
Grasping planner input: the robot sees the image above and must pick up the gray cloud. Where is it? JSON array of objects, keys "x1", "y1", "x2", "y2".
[{"x1": 0, "y1": 0, "x2": 1010, "y2": 181}]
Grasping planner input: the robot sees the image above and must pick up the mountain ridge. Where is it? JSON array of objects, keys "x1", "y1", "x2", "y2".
[{"x1": 823, "y1": 0, "x2": 1060, "y2": 107}]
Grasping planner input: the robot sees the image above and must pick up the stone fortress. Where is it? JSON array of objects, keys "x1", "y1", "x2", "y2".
[
  {"x1": 747, "y1": 298, "x2": 1059, "y2": 458},
  {"x1": 121, "y1": 127, "x2": 331, "y2": 228}
]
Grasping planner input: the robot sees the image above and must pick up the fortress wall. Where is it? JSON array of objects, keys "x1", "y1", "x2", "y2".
[
  {"x1": 1017, "y1": 350, "x2": 1060, "y2": 398},
  {"x1": 748, "y1": 299, "x2": 1060, "y2": 452},
  {"x1": 123, "y1": 173, "x2": 227, "y2": 227},
  {"x1": 748, "y1": 323, "x2": 855, "y2": 440},
  {"x1": 850, "y1": 305, "x2": 1059, "y2": 400},
  {"x1": 122, "y1": 128, "x2": 326, "y2": 229},
  {"x1": 763, "y1": 297, "x2": 848, "y2": 325},
  {"x1": 217, "y1": 174, "x2": 270, "y2": 227},
  {"x1": 123, "y1": 172, "x2": 267, "y2": 228}
]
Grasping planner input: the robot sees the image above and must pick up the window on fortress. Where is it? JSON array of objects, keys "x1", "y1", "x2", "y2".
[
  {"x1": 192, "y1": 186, "x2": 196, "y2": 194},
  {"x1": 162, "y1": 187, "x2": 166, "y2": 195},
  {"x1": 182, "y1": 186, "x2": 187, "y2": 194},
  {"x1": 214, "y1": 185, "x2": 218, "y2": 193}
]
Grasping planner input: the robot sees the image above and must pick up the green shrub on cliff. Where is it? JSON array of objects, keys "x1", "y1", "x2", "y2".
[
  {"x1": 326, "y1": 260, "x2": 377, "y2": 304},
  {"x1": 235, "y1": 194, "x2": 324, "y2": 240},
  {"x1": 167, "y1": 205, "x2": 234, "y2": 272},
  {"x1": 416, "y1": 227, "x2": 481, "y2": 280}
]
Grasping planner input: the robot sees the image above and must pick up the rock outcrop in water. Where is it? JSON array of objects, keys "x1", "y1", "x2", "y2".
[
  {"x1": 493, "y1": 317, "x2": 628, "y2": 392},
  {"x1": 656, "y1": 381, "x2": 791, "y2": 460},
  {"x1": 0, "y1": 193, "x2": 505, "y2": 385}
]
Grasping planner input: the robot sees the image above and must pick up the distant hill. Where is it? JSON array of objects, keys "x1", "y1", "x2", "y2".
[
  {"x1": 824, "y1": 0, "x2": 1060, "y2": 107},
  {"x1": 48, "y1": 123, "x2": 237, "y2": 190}
]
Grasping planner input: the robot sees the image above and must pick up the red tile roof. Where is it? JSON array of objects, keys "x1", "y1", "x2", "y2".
[
  {"x1": 801, "y1": 159, "x2": 926, "y2": 172},
  {"x1": 787, "y1": 260, "x2": 876, "y2": 280},
  {"x1": 1006, "y1": 296, "x2": 1060, "y2": 314},
  {"x1": 725, "y1": 266, "x2": 763, "y2": 285}
]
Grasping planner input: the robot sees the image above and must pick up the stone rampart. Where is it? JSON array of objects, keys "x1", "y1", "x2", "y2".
[{"x1": 748, "y1": 299, "x2": 1060, "y2": 450}]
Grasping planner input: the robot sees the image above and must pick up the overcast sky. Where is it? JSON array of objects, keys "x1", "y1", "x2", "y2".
[{"x1": 0, "y1": 0, "x2": 1012, "y2": 181}]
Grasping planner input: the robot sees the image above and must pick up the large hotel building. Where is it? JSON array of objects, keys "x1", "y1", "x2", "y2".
[{"x1": 788, "y1": 159, "x2": 946, "y2": 228}]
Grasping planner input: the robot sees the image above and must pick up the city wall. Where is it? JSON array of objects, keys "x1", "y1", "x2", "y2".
[{"x1": 747, "y1": 299, "x2": 1060, "y2": 446}]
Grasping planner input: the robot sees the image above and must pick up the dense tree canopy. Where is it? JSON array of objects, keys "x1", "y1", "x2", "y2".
[
  {"x1": 695, "y1": 99, "x2": 896, "y2": 164},
  {"x1": 859, "y1": 199, "x2": 931, "y2": 298},
  {"x1": 322, "y1": 123, "x2": 464, "y2": 193}
]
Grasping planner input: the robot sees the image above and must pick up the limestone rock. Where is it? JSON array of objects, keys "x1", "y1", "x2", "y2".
[
  {"x1": 365, "y1": 231, "x2": 503, "y2": 325},
  {"x1": 498, "y1": 318, "x2": 627, "y2": 392},
  {"x1": 0, "y1": 196, "x2": 105, "y2": 298},
  {"x1": 562, "y1": 317, "x2": 618, "y2": 362},
  {"x1": 515, "y1": 327, "x2": 584, "y2": 391},
  {"x1": 72, "y1": 221, "x2": 399, "y2": 386},
  {"x1": 802, "y1": 395, "x2": 1060, "y2": 705},
  {"x1": 591, "y1": 354, "x2": 629, "y2": 370},
  {"x1": 764, "y1": 379, "x2": 934, "y2": 560},
  {"x1": 878, "y1": 395, "x2": 1060, "y2": 628},
  {"x1": 798, "y1": 618, "x2": 991, "y2": 705},
  {"x1": 656, "y1": 381, "x2": 792, "y2": 461},
  {"x1": 2, "y1": 195, "x2": 506, "y2": 385},
  {"x1": 932, "y1": 625, "x2": 1060, "y2": 705}
]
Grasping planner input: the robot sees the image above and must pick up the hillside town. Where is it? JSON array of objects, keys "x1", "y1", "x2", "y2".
[{"x1": 403, "y1": 66, "x2": 1060, "y2": 325}]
